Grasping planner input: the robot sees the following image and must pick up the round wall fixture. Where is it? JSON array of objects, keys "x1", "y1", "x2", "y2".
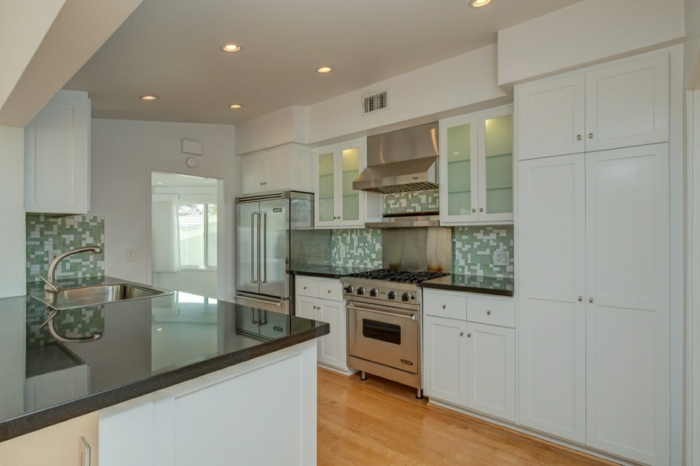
[{"x1": 186, "y1": 157, "x2": 198, "y2": 168}]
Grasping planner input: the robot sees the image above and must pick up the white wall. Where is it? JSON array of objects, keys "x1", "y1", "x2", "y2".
[
  {"x1": 0, "y1": 125, "x2": 27, "y2": 298},
  {"x1": 306, "y1": 44, "x2": 506, "y2": 145},
  {"x1": 90, "y1": 119, "x2": 237, "y2": 300},
  {"x1": 497, "y1": 0, "x2": 685, "y2": 86},
  {"x1": 686, "y1": 0, "x2": 700, "y2": 89},
  {"x1": 153, "y1": 271, "x2": 217, "y2": 299},
  {"x1": 235, "y1": 106, "x2": 308, "y2": 155}
]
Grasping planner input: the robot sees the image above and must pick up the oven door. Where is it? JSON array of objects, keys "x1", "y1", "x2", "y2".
[{"x1": 346, "y1": 301, "x2": 419, "y2": 374}]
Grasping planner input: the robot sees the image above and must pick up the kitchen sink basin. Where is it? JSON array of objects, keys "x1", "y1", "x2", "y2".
[{"x1": 29, "y1": 283, "x2": 170, "y2": 310}]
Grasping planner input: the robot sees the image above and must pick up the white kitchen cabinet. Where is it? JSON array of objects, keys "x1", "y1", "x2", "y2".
[
  {"x1": 439, "y1": 105, "x2": 514, "y2": 225},
  {"x1": 423, "y1": 315, "x2": 468, "y2": 407},
  {"x1": 584, "y1": 144, "x2": 669, "y2": 465},
  {"x1": 423, "y1": 289, "x2": 516, "y2": 423},
  {"x1": 295, "y1": 277, "x2": 353, "y2": 374},
  {"x1": 240, "y1": 144, "x2": 314, "y2": 195},
  {"x1": 516, "y1": 53, "x2": 669, "y2": 161},
  {"x1": 517, "y1": 153, "x2": 587, "y2": 443},
  {"x1": 517, "y1": 145, "x2": 670, "y2": 464},
  {"x1": 25, "y1": 90, "x2": 91, "y2": 214},
  {"x1": 314, "y1": 138, "x2": 380, "y2": 229},
  {"x1": 466, "y1": 322, "x2": 515, "y2": 423}
]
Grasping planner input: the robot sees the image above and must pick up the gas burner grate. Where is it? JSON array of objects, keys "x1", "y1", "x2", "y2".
[{"x1": 347, "y1": 269, "x2": 449, "y2": 283}]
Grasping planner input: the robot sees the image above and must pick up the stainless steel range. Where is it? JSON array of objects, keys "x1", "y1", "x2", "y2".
[{"x1": 343, "y1": 268, "x2": 448, "y2": 399}]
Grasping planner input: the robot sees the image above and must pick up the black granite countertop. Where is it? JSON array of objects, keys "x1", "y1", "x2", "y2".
[
  {"x1": 290, "y1": 264, "x2": 370, "y2": 279},
  {"x1": 0, "y1": 277, "x2": 329, "y2": 442},
  {"x1": 420, "y1": 274, "x2": 515, "y2": 297}
]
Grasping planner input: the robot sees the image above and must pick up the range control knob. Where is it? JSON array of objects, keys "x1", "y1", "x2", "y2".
[
  {"x1": 388, "y1": 291, "x2": 397, "y2": 300},
  {"x1": 369, "y1": 288, "x2": 379, "y2": 297},
  {"x1": 344, "y1": 285, "x2": 354, "y2": 294},
  {"x1": 357, "y1": 287, "x2": 366, "y2": 296},
  {"x1": 402, "y1": 292, "x2": 413, "y2": 302}
]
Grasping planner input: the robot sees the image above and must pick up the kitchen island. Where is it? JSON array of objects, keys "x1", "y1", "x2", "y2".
[{"x1": 0, "y1": 279, "x2": 329, "y2": 465}]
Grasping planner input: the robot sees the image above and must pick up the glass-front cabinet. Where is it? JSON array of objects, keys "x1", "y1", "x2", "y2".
[
  {"x1": 315, "y1": 138, "x2": 366, "y2": 229},
  {"x1": 439, "y1": 104, "x2": 514, "y2": 225}
]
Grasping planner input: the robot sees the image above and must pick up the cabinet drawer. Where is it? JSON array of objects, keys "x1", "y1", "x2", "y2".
[
  {"x1": 424, "y1": 291, "x2": 467, "y2": 321},
  {"x1": 467, "y1": 297, "x2": 515, "y2": 328},
  {"x1": 296, "y1": 277, "x2": 319, "y2": 298},
  {"x1": 318, "y1": 281, "x2": 343, "y2": 302}
]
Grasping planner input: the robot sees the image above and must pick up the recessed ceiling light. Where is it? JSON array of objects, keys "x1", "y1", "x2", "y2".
[
  {"x1": 229, "y1": 104, "x2": 242, "y2": 109},
  {"x1": 469, "y1": 0, "x2": 491, "y2": 7},
  {"x1": 316, "y1": 66, "x2": 332, "y2": 74},
  {"x1": 221, "y1": 43, "x2": 242, "y2": 53},
  {"x1": 140, "y1": 95, "x2": 158, "y2": 101}
]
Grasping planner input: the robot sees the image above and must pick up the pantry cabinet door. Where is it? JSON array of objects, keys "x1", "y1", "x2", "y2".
[
  {"x1": 466, "y1": 323, "x2": 515, "y2": 422},
  {"x1": 516, "y1": 75, "x2": 585, "y2": 160},
  {"x1": 517, "y1": 153, "x2": 586, "y2": 443},
  {"x1": 585, "y1": 54, "x2": 669, "y2": 153},
  {"x1": 585, "y1": 144, "x2": 669, "y2": 465},
  {"x1": 423, "y1": 315, "x2": 468, "y2": 407}
]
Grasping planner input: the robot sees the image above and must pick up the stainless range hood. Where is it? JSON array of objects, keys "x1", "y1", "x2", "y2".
[{"x1": 353, "y1": 122, "x2": 439, "y2": 194}]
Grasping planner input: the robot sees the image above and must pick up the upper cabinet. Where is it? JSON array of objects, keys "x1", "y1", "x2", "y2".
[
  {"x1": 240, "y1": 144, "x2": 314, "y2": 195},
  {"x1": 517, "y1": 53, "x2": 669, "y2": 160},
  {"x1": 25, "y1": 90, "x2": 91, "y2": 215},
  {"x1": 314, "y1": 137, "x2": 379, "y2": 229},
  {"x1": 439, "y1": 105, "x2": 514, "y2": 226}
]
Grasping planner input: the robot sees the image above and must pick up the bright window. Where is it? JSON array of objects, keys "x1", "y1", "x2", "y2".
[{"x1": 178, "y1": 203, "x2": 217, "y2": 268}]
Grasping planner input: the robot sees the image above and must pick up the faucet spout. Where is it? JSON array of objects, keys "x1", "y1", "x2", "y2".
[{"x1": 44, "y1": 246, "x2": 103, "y2": 293}]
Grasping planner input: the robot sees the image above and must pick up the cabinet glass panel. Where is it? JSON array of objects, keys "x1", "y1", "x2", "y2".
[
  {"x1": 446, "y1": 124, "x2": 474, "y2": 217},
  {"x1": 341, "y1": 147, "x2": 360, "y2": 221},
  {"x1": 318, "y1": 152, "x2": 335, "y2": 222},
  {"x1": 483, "y1": 115, "x2": 513, "y2": 214}
]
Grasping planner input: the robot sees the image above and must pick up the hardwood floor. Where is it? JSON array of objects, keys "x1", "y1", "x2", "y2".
[{"x1": 317, "y1": 369, "x2": 616, "y2": 466}]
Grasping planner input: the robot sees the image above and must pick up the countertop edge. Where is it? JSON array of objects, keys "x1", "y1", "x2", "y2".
[
  {"x1": 419, "y1": 282, "x2": 515, "y2": 297},
  {"x1": 292, "y1": 270, "x2": 346, "y2": 279},
  {"x1": 0, "y1": 323, "x2": 329, "y2": 443}
]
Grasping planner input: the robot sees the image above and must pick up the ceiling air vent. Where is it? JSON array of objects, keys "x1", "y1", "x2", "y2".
[{"x1": 363, "y1": 91, "x2": 388, "y2": 114}]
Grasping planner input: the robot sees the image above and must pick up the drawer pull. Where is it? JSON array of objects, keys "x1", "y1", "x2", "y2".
[
  {"x1": 487, "y1": 310, "x2": 491, "y2": 315},
  {"x1": 467, "y1": 333, "x2": 471, "y2": 338},
  {"x1": 460, "y1": 332, "x2": 464, "y2": 337}
]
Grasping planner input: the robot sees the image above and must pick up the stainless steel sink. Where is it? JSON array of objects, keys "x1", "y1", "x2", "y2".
[{"x1": 30, "y1": 283, "x2": 170, "y2": 310}]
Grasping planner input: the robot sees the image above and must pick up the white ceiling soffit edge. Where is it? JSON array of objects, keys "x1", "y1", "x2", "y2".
[{"x1": 0, "y1": 0, "x2": 144, "y2": 128}]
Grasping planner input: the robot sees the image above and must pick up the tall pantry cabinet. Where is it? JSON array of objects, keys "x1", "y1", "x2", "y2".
[{"x1": 516, "y1": 52, "x2": 670, "y2": 466}]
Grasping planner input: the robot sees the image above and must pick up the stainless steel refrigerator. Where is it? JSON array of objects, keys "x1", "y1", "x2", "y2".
[{"x1": 235, "y1": 191, "x2": 327, "y2": 314}]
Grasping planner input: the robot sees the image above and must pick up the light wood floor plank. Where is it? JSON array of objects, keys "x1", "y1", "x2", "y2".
[{"x1": 317, "y1": 369, "x2": 617, "y2": 466}]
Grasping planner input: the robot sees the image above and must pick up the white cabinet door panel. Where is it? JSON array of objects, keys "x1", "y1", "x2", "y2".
[
  {"x1": 518, "y1": 154, "x2": 586, "y2": 443},
  {"x1": 466, "y1": 323, "x2": 515, "y2": 422},
  {"x1": 265, "y1": 147, "x2": 291, "y2": 192},
  {"x1": 517, "y1": 75, "x2": 585, "y2": 160},
  {"x1": 585, "y1": 144, "x2": 669, "y2": 465},
  {"x1": 316, "y1": 299, "x2": 344, "y2": 370},
  {"x1": 241, "y1": 155, "x2": 265, "y2": 195},
  {"x1": 424, "y1": 316, "x2": 468, "y2": 407},
  {"x1": 585, "y1": 54, "x2": 669, "y2": 152}
]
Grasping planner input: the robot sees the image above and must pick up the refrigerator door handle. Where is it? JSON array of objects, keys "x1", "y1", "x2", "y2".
[
  {"x1": 251, "y1": 211, "x2": 258, "y2": 284},
  {"x1": 262, "y1": 211, "x2": 267, "y2": 284},
  {"x1": 257, "y1": 210, "x2": 262, "y2": 285}
]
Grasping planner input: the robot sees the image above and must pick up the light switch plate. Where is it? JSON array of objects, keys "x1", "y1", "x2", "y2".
[
  {"x1": 127, "y1": 247, "x2": 138, "y2": 261},
  {"x1": 493, "y1": 250, "x2": 509, "y2": 267}
]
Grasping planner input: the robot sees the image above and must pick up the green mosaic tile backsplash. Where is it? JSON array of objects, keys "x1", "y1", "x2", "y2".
[
  {"x1": 26, "y1": 215, "x2": 105, "y2": 282},
  {"x1": 383, "y1": 189, "x2": 439, "y2": 214},
  {"x1": 452, "y1": 225, "x2": 514, "y2": 278},
  {"x1": 331, "y1": 229, "x2": 383, "y2": 268}
]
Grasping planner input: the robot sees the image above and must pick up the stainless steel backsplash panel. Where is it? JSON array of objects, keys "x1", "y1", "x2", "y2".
[{"x1": 382, "y1": 227, "x2": 451, "y2": 273}]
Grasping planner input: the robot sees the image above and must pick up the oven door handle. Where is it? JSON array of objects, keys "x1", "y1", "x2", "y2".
[{"x1": 346, "y1": 304, "x2": 416, "y2": 321}]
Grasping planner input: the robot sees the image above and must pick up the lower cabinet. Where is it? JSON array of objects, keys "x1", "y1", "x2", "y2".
[
  {"x1": 423, "y1": 289, "x2": 516, "y2": 423},
  {"x1": 296, "y1": 277, "x2": 353, "y2": 374}
]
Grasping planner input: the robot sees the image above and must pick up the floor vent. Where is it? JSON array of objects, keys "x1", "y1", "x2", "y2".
[{"x1": 364, "y1": 91, "x2": 388, "y2": 114}]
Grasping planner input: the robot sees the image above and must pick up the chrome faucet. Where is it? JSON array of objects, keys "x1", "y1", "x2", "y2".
[{"x1": 41, "y1": 246, "x2": 103, "y2": 293}]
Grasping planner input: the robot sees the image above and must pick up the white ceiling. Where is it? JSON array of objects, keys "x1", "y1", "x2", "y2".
[{"x1": 65, "y1": 0, "x2": 582, "y2": 125}]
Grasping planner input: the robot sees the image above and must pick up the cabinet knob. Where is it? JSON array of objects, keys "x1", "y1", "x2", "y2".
[
  {"x1": 442, "y1": 304, "x2": 446, "y2": 309},
  {"x1": 460, "y1": 332, "x2": 464, "y2": 337},
  {"x1": 486, "y1": 310, "x2": 491, "y2": 315},
  {"x1": 260, "y1": 182, "x2": 263, "y2": 185},
  {"x1": 479, "y1": 208, "x2": 484, "y2": 213},
  {"x1": 577, "y1": 134, "x2": 582, "y2": 141},
  {"x1": 327, "y1": 290, "x2": 331, "y2": 293},
  {"x1": 589, "y1": 297, "x2": 594, "y2": 303},
  {"x1": 588, "y1": 133, "x2": 593, "y2": 139},
  {"x1": 472, "y1": 208, "x2": 476, "y2": 213},
  {"x1": 303, "y1": 286, "x2": 307, "y2": 290},
  {"x1": 467, "y1": 333, "x2": 471, "y2": 338},
  {"x1": 578, "y1": 296, "x2": 582, "y2": 302}
]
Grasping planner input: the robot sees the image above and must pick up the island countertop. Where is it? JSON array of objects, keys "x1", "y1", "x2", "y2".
[{"x1": 0, "y1": 277, "x2": 329, "y2": 442}]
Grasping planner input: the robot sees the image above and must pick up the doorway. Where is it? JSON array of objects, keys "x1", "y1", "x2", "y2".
[{"x1": 151, "y1": 172, "x2": 222, "y2": 298}]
